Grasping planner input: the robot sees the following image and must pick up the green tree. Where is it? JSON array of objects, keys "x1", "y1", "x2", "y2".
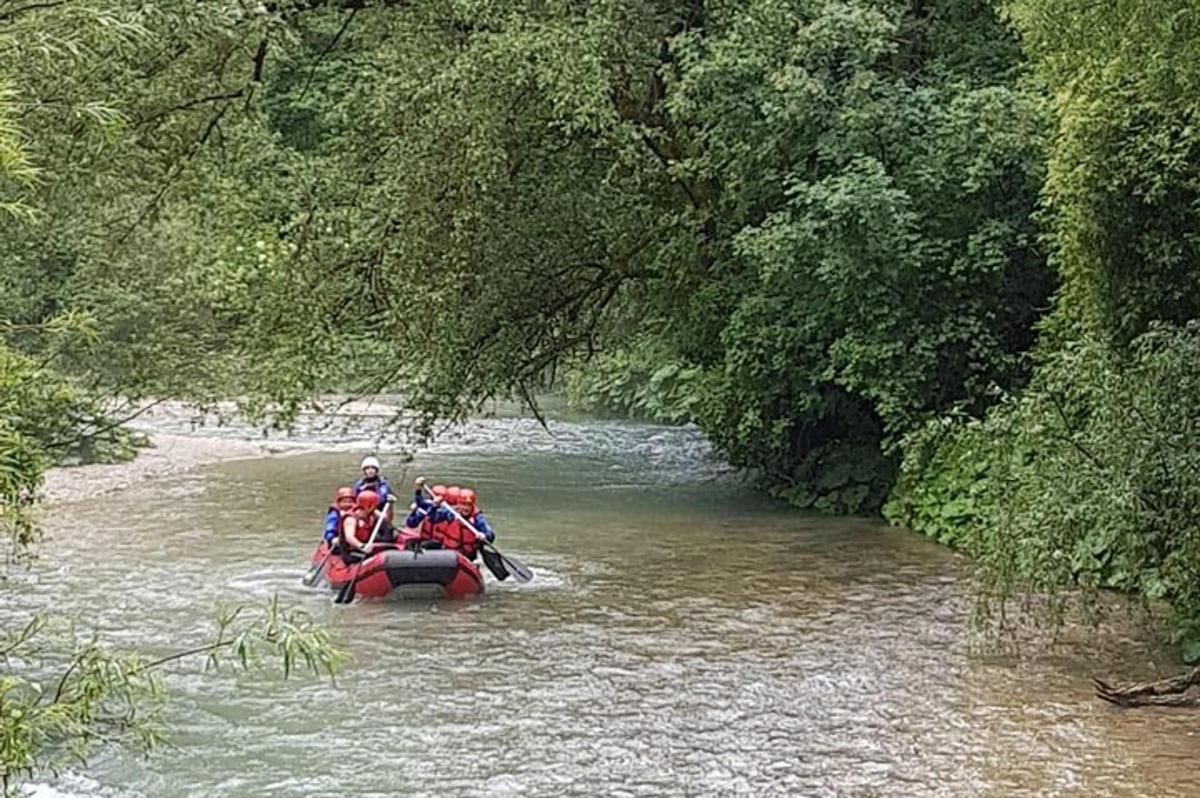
[
  {"x1": 890, "y1": 0, "x2": 1200, "y2": 657},
  {"x1": 564, "y1": 0, "x2": 1051, "y2": 510},
  {"x1": 1003, "y1": 0, "x2": 1200, "y2": 345},
  {"x1": 2, "y1": 19, "x2": 344, "y2": 795},
  {"x1": 200, "y1": 0, "x2": 1052, "y2": 514},
  {"x1": 1, "y1": 1, "x2": 1056, "y2": 517}
]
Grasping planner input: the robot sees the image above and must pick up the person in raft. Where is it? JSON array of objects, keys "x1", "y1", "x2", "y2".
[
  {"x1": 455, "y1": 486, "x2": 494, "y2": 545},
  {"x1": 323, "y1": 486, "x2": 356, "y2": 545},
  {"x1": 354, "y1": 455, "x2": 394, "y2": 504},
  {"x1": 354, "y1": 455, "x2": 396, "y2": 525},
  {"x1": 401, "y1": 481, "x2": 442, "y2": 547},
  {"x1": 403, "y1": 477, "x2": 495, "y2": 560},
  {"x1": 341, "y1": 489, "x2": 398, "y2": 560}
]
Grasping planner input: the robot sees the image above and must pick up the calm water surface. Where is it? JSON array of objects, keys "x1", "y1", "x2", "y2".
[{"x1": 8, "y1": 416, "x2": 1199, "y2": 797}]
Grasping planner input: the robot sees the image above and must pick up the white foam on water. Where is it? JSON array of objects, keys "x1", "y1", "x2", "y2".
[
  {"x1": 26, "y1": 773, "x2": 114, "y2": 798},
  {"x1": 127, "y1": 403, "x2": 732, "y2": 486}
]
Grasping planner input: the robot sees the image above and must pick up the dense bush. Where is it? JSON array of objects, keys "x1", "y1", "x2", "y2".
[
  {"x1": 890, "y1": 323, "x2": 1200, "y2": 658},
  {"x1": 886, "y1": 0, "x2": 1200, "y2": 654},
  {"x1": 566, "y1": 345, "x2": 704, "y2": 424}
]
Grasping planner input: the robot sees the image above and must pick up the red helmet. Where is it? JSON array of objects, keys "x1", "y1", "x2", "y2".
[
  {"x1": 460, "y1": 488, "x2": 477, "y2": 509},
  {"x1": 334, "y1": 486, "x2": 355, "y2": 509},
  {"x1": 356, "y1": 490, "x2": 381, "y2": 511},
  {"x1": 431, "y1": 484, "x2": 447, "y2": 498},
  {"x1": 445, "y1": 486, "x2": 463, "y2": 505}
]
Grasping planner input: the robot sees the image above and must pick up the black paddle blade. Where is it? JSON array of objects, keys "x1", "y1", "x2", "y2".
[
  {"x1": 333, "y1": 564, "x2": 361, "y2": 604},
  {"x1": 480, "y1": 546, "x2": 510, "y2": 581},
  {"x1": 500, "y1": 553, "x2": 533, "y2": 583},
  {"x1": 333, "y1": 579, "x2": 356, "y2": 604},
  {"x1": 301, "y1": 554, "x2": 330, "y2": 587}
]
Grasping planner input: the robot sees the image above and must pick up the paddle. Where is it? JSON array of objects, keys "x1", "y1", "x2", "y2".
[
  {"x1": 333, "y1": 498, "x2": 394, "y2": 604},
  {"x1": 301, "y1": 540, "x2": 336, "y2": 587},
  {"x1": 421, "y1": 485, "x2": 533, "y2": 583}
]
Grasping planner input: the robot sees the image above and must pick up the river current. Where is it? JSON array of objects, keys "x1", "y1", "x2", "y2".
[{"x1": 7, "y1": 408, "x2": 1197, "y2": 797}]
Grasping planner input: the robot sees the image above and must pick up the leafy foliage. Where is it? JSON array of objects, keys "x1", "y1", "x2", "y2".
[
  {"x1": 0, "y1": 337, "x2": 145, "y2": 560},
  {"x1": 567, "y1": 344, "x2": 704, "y2": 424},
  {"x1": 884, "y1": 413, "x2": 994, "y2": 548},
  {"x1": 0, "y1": 598, "x2": 343, "y2": 796},
  {"x1": 1001, "y1": 0, "x2": 1200, "y2": 345},
  {"x1": 660, "y1": 0, "x2": 1051, "y2": 511},
  {"x1": 0, "y1": 1, "x2": 1054, "y2": 516},
  {"x1": 0, "y1": 1, "x2": 282, "y2": 554},
  {"x1": 0, "y1": 80, "x2": 35, "y2": 220},
  {"x1": 891, "y1": 324, "x2": 1200, "y2": 658},
  {"x1": 888, "y1": 0, "x2": 1200, "y2": 655}
]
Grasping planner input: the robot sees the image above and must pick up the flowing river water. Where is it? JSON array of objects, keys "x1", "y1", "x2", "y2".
[{"x1": 7, "y1": 409, "x2": 1199, "y2": 797}]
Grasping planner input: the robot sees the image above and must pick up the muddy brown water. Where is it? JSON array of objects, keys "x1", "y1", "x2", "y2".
[{"x1": 8, "y1": 416, "x2": 1199, "y2": 796}]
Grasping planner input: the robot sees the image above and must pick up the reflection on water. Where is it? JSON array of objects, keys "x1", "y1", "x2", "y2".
[{"x1": 7, "y1": 415, "x2": 1198, "y2": 797}]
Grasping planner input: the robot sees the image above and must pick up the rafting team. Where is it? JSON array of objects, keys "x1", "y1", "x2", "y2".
[{"x1": 321, "y1": 456, "x2": 496, "y2": 563}]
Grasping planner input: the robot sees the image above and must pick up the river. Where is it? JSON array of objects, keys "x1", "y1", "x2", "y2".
[{"x1": 8, "y1": 410, "x2": 1197, "y2": 797}]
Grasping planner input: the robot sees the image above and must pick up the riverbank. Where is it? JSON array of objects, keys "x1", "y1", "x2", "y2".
[
  {"x1": 36, "y1": 396, "x2": 724, "y2": 509},
  {"x1": 40, "y1": 432, "x2": 298, "y2": 505},
  {"x1": 38, "y1": 397, "x2": 408, "y2": 505}
]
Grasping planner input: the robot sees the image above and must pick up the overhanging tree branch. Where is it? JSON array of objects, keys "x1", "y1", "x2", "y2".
[
  {"x1": 298, "y1": 7, "x2": 358, "y2": 102},
  {"x1": 0, "y1": 0, "x2": 74, "y2": 22},
  {"x1": 135, "y1": 90, "x2": 246, "y2": 127}
]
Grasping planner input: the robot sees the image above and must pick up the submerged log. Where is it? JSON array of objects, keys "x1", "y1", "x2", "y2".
[{"x1": 1093, "y1": 666, "x2": 1200, "y2": 707}]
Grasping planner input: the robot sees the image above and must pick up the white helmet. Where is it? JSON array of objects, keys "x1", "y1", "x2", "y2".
[{"x1": 360, "y1": 455, "x2": 381, "y2": 471}]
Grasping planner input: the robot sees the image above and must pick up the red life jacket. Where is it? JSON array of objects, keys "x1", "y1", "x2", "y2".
[
  {"x1": 345, "y1": 509, "x2": 383, "y2": 547},
  {"x1": 428, "y1": 515, "x2": 479, "y2": 559},
  {"x1": 415, "y1": 512, "x2": 439, "y2": 541}
]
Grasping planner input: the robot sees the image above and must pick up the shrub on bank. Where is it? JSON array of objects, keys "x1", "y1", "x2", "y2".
[
  {"x1": 888, "y1": 323, "x2": 1200, "y2": 659},
  {"x1": 565, "y1": 346, "x2": 705, "y2": 425},
  {"x1": 0, "y1": 342, "x2": 143, "y2": 557}
]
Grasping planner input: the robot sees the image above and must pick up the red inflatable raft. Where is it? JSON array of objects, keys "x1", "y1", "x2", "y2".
[{"x1": 310, "y1": 541, "x2": 484, "y2": 600}]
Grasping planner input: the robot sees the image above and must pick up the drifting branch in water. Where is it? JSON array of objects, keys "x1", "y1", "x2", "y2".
[{"x1": 1093, "y1": 667, "x2": 1200, "y2": 707}]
